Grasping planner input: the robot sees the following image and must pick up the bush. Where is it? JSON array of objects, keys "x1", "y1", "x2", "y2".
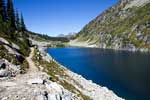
[
  {"x1": 20, "y1": 60, "x2": 29, "y2": 74},
  {"x1": 56, "y1": 43, "x2": 66, "y2": 47}
]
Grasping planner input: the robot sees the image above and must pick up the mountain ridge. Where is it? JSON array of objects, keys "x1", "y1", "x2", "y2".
[{"x1": 75, "y1": 0, "x2": 150, "y2": 51}]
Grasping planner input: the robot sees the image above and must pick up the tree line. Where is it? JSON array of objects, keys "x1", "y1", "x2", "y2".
[
  {"x1": 29, "y1": 31, "x2": 70, "y2": 42},
  {"x1": 0, "y1": 0, "x2": 26, "y2": 34}
]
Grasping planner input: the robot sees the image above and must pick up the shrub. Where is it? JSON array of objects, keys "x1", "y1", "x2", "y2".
[{"x1": 20, "y1": 60, "x2": 29, "y2": 74}]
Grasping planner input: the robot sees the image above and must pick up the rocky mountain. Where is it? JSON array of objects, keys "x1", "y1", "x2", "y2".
[{"x1": 76, "y1": 0, "x2": 150, "y2": 51}]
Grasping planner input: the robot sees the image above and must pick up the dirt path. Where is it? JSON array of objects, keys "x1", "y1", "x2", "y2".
[
  {"x1": 26, "y1": 47, "x2": 38, "y2": 73},
  {"x1": 0, "y1": 48, "x2": 50, "y2": 100},
  {"x1": 0, "y1": 47, "x2": 40, "y2": 86}
]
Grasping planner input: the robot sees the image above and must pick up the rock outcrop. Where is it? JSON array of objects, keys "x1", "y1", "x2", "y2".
[
  {"x1": 0, "y1": 59, "x2": 20, "y2": 77},
  {"x1": 0, "y1": 72, "x2": 81, "y2": 100}
]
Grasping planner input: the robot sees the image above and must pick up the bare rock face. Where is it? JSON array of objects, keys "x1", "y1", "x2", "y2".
[
  {"x1": 0, "y1": 37, "x2": 9, "y2": 44},
  {"x1": 3, "y1": 45, "x2": 20, "y2": 55},
  {"x1": 0, "y1": 37, "x2": 21, "y2": 56},
  {"x1": 12, "y1": 43, "x2": 20, "y2": 50},
  {"x1": 0, "y1": 60, "x2": 6, "y2": 69}
]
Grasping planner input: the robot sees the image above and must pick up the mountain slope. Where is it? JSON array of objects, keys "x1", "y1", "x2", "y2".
[{"x1": 76, "y1": 0, "x2": 150, "y2": 51}]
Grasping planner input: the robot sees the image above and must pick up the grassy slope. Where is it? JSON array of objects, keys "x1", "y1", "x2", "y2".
[{"x1": 77, "y1": 2, "x2": 150, "y2": 49}]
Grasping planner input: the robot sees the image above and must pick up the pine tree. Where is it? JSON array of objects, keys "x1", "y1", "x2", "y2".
[
  {"x1": 20, "y1": 13, "x2": 26, "y2": 31},
  {"x1": 15, "y1": 9, "x2": 20, "y2": 30},
  {"x1": 0, "y1": 0, "x2": 7, "y2": 21},
  {"x1": 7, "y1": 0, "x2": 16, "y2": 29}
]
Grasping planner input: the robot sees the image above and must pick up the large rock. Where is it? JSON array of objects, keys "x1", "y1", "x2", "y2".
[
  {"x1": 0, "y1": 69, "x2": 10, "y2": 77},
  {"x1": 0, "y1": 60, "x2": 6, "y2": 69},
  {"x1": 48, "y1": 94, "x2": 61, "y2": 100},
  {"x1": 0, "y1": 59, "x2": 21, "y2": 77}
]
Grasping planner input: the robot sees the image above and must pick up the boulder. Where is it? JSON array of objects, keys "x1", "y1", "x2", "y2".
[
  {"x1": 0, "y1": 69, "x2": 10, "y2": 77},
  {"x1": 48, "y1": 94, "x2": 61, "y2": 100},
  {"x1": 0, "y1": 60, "x2": 6, "y2": 69},
  {"x1": 63, "y1": 94, "x2": 72, "y2": 100},
  {"x1": 0, "y1": 59, "x2": 21, "y2": 77}
]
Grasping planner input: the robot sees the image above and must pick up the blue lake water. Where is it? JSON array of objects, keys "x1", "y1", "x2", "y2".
[{"x1": 47, "y1": 48, "x2": 150, "y2": 100}]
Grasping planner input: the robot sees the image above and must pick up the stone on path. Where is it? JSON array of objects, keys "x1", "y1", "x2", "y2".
[{"x1": 27, "y1": 78, "x2": 44, "y2": 85}]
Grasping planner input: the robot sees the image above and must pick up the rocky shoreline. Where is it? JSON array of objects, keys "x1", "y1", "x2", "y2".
[
  {"x1": 68, "y1": 39, "x2": 150, "y2": 52},
  {"x1": 36, "y1": 41, "x2": 124, "y2": 100}
]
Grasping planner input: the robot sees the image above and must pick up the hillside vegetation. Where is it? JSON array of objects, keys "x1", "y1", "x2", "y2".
[
  {"x1": 76, "y1": 0, "x2": 150, "y2": 51},
  {"x1": 28, "y1": 31, "x2": 69, "y2": 42},
  {"x1": 0, "y1": 0, "x2": 69, "y2": 73},
  {"x1": 0, "y1": 0, "x2": 31, "y2": 74}
]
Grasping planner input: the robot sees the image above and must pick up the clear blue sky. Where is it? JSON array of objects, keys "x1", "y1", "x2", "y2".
[{"x1": 13, "y1": 0, "x2": 118, "y2": 36}]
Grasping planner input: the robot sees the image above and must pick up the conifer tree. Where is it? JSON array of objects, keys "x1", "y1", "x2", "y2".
[
  {"x1": 20, "y1": 13, "x2": 26, "y2": 31},
  {"x1": 15, "y1": 9, "x2": 20, "y2": 30},
  {"x1": 7, "y1": 0, "x2": 16, "y2": 29},
  {"x1": 0, "y1": 0, "x2": 7, "y2": 21}
]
